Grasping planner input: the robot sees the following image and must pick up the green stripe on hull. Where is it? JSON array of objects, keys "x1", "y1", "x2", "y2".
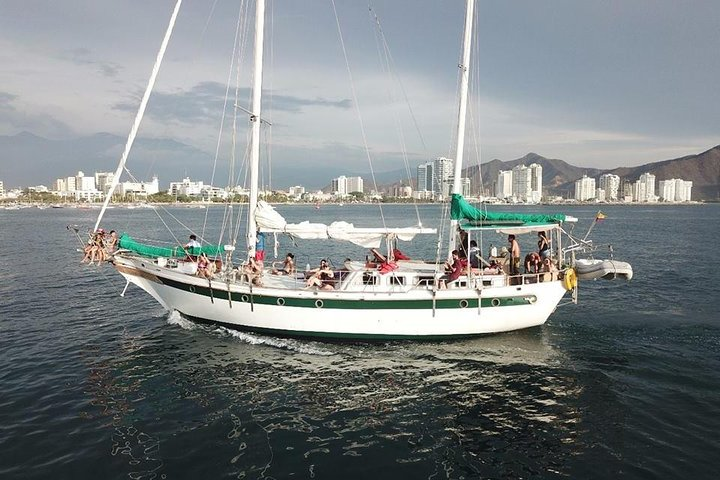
[
  {"x1": 160, "y1": 277, "x2": 536, "y2": 309},
  {"x1": 182, "y1": 313, "x2": 490, "y2": 341}
]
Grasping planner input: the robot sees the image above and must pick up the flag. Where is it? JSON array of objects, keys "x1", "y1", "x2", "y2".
[{"x1": 595, "y1": 211, "x2": 606, "y2": 222}]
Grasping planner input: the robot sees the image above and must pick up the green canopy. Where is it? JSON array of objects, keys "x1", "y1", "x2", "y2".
[
  {"x1": 118, "y1": 233, "x2": 224, "y2": 258},
  {"x1": 450, "y1": 194, "x2": 566, "y2": 227}
]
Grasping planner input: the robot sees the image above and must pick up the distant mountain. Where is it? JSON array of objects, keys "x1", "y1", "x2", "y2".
[{"x1": 460, "y1": 147, "x2": 720, "y2": 201}]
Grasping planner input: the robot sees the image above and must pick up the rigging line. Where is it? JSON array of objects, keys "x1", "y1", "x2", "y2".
[
  {"x1": 205, "y1": 0, "x2": 250, "y2": 247},
  {"x1": 330, "y1": 0, "x2": 387, "y2": 229},
  {"x1": 368, "y1": 5, "x2": 422, "y2": 227},
  {"x1": 94, "y1": 0, "x2": 183, "y2": 233}
]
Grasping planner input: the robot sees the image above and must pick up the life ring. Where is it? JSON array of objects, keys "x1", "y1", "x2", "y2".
[{"x1": 562, "y1": 268, "x2": 577, "y2": 291}]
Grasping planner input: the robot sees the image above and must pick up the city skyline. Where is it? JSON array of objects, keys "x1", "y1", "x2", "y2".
[{"x1": 2, "y1": 1, "x2": 720, "y2": 190}]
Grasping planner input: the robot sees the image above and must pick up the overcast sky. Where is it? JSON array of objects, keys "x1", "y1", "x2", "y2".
[{"x1": 1, "y1": 0, "x2": 719, "y2": 187}]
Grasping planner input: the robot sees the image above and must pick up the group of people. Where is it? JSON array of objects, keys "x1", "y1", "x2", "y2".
[
  {"x1": 508, "y1": 230, "x2": 557, "y2": 276},
  {"x1": 81, "y1": 229, "x2": 118, "y2": 265}
]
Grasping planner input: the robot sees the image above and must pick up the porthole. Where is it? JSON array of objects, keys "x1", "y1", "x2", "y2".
[
  {"x1": 189, "y1": 286, "x2": 196, "y2": 293},
  {"x1": 315, "y1": 299, "x2": 324, "y2": 308},
  {"x1": 240, "y1": 294, "x2": 249, "y2": 303},
  {"x1": 459, "y1": 299, "x2": 469, "y2": 308},
  {"x1": 528, "y1": 296, "x2": 537, "y2": 304},
  {"x1": 277, "y1": 298, "x2": 285, "y2": 306},
  {"x1": 491, "y1": 298, "x2": 501, "y2": 307}
]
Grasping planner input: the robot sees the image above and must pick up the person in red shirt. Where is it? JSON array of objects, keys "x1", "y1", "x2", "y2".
[{"x1": 440, "y1": 250, "x2": 467, "y2": 289}]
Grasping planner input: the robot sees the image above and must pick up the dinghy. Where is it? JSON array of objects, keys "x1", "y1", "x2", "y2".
[{"x1": 574, "y1": 258, "x2": 633, "y2": 281}]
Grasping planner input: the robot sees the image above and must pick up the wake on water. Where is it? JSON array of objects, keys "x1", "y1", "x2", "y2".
[{"x1": 165, "y1": 310, "x2": 335, "y2": 356}]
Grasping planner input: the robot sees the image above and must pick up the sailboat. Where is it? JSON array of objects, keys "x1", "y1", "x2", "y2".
[{"x1": 96, "y1": 0, "x2": 587, "y2": 339}]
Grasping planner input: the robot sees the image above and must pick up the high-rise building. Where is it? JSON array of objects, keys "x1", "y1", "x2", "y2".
[
  {"x1": 635, "y1": 173, "x2": 656, "y2": 202},
  {"x1": 346, "y1": 176, "x2": 364, "y2": 194},
  {"x1": 659, "y1": 178, "x2": 693, "y2": 202},
  {"x1": 495, "y1": 170, "x2": 513, "y2": 199},
  {"x1": 95, "y1": 172, "x2": 115, "y2": 193},
  {"x1": 676, "y1": 179, "x2": 693, "y2": 202},
  {"x1": 0, "y1": 180, "x2": 4, "y2": 198},
  {"x1": 75, "y1": 171, "x2": 96, "y2": 191},
  {"x1": 512, "y1": 165, "x2": 531, "y2": 202},
  {"x1": 599, "y1": 174, "x2": 620, "y2": 201},
  {"x1": 574, "y1": 175, "x2": 596, "y2": 201},
  {"x1": 331, "y1": 176, "x2": 348, "y2": 196},
  {"x1": 416, "y1": 162, "x2": 435, "y2": 193},
  {"x1": 434, "y1": 157, "x2": 454, "y2": 198},
  {"x1": 528, "y1": 163, "x2": 543, "y2": 203}
]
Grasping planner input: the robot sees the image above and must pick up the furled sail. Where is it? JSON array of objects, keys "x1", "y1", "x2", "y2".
[
  {"x1": 450, "y1": 194, "x2": 568, "y2": 225},
  {"x1": 255, "y1": 201, "x2": 435, "y2": 248}
]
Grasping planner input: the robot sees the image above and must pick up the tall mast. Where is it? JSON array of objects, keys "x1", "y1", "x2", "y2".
[
  {"x1": 246, "y1": 0, "x2": 266, "y2": 258},
  {"x1": 447, "y1": 0, "x2": 474, "y2": 259}
]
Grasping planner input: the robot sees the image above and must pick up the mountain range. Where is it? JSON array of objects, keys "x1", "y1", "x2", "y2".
[
  {"x1": 1, "y1": 132, "x2": 718, "y2": 200},
  {"x1": 460, "y1": 147, "x2": 720, "y2": 201}
]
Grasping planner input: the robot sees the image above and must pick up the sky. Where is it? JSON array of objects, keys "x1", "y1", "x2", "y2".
[{"x1": 1, "y1": 0, "x2": 719, "y2": 188}]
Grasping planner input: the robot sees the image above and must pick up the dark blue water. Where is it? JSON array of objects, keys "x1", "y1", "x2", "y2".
[{"x1": 1, "y1": 204, "x2": 719, "y2": 479}]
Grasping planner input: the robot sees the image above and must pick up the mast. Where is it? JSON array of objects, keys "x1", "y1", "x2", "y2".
[
  {"x1": 246, "y1": 0, "x2": 266, "y2": 259},
  {"x1": 94, "y1": 0, "x2": 183, "y2": 232},
  {"x1": 447, "y1": 0, "x2": 474, "y2": 259}
]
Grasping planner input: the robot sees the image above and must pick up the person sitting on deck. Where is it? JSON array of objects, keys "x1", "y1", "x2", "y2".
[
  {"x1": 196, "y1": 253, "x2": 216, "y2": 279},
  {"x1": 104, "y1": 230, "x2": 119, "y2": 256},
  {"x1": 439, "y1": 250, "x2": 467, "y2": 289},
  {"x1": 305, "y1": 259, "x2": 335, "y2": 290},
  {"x1": 81, "y1": 229, "x2": 106, "y2": 265},
  {"x1": 242, "y1": 257, "x2": 263, "y2": 286},
  {"x1": 184, "y1": 234, "x2": 202, "y2": 259},
  {"x1": 271, "y1": 253, "x2": 295, "y2": 275}
]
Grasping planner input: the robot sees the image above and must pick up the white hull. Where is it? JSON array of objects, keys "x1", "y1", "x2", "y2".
[
  {"x1": 574, "y1": 258, "x2": 633, "y2": 281},
  {"x1": 114, "y1": 255, "x2": 568, "y2": 339}
]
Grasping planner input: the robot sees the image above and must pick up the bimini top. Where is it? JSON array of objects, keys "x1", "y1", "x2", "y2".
[{"x1": 450, "y1": 194, "x2": 576, "y2": 234}]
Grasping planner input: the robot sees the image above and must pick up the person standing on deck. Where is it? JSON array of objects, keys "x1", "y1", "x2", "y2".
[
  {"x1": 508, "y1": 234, "x2": 521, "y2": 276},
  {"x1": 255, "y1": 230, "x2": 266, "y2": 267}
]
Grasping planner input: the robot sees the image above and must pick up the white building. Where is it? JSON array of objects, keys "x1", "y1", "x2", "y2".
[
  {"x1": 434, "y1": 157, "x2": 454, "y2": 199},
  {"x1": 0, "y1": 180, "x2": 4, "y2": 198},
  {"x1": 599, "y1": 174, "x2": 620, "y2": 201},
  {"x1": 512, "y1": 165, "x2": 531, "y2": 202},
  {"x1": 574, "y1": 175, "x2": 596, "y2": 201},
  {"x1": 95, "y1": 172, "x2": 115, "y2": 193},
  {"x1": 168, "y1": 177, "x2": 204, "y2": 197},
  {"x1": 634, "y1": 173, "x2": 656, "y2": 202},
  {"x1": 346, "y1": 176, "x2": 364, "y2": 194},
  {"x1": 117, "y1": 176, "x2": 160, "y2": 197},
  {"x1": 659, "y1": 178, "x2": 693, "y2": 202},
  {"x1": 288, "y1": 186, "x2": 305, "y2": 197},
  {"x1": 331, "y1": 176, "x2": 348, "y2": 196},
  {"x1": 75, "y1": 171, "x2": 96, "y2": 191},
  {"x1": 495, "y1": 170, "x2": 513, "y2": 200}
]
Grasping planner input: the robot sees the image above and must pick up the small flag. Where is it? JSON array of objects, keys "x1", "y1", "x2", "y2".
[{"x1": 595, "y1": 211, "x2": 606, "y2": 222}]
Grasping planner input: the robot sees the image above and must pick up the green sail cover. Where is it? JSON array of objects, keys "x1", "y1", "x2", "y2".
[
  {"x1": 118, "y1": 234, "x2": 224, "y2": 258},
  {"x1": 450, "y1": 194, "x2": 566, "y2": 225}
]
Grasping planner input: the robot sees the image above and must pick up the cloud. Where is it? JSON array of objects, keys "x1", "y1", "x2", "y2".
[
  {"x1": 0, "y1": 90, "x2": 73, "y2": 138},
  {"x1": 111, "y1": 81, "x2": 351, "y2": 126},
  {"x1": 65, "y1": 48, "x2": 122, "y2": 78}
]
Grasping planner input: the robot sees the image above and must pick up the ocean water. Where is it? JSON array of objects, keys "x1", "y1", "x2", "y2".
[{"x1": 1, "y1": 203, "x2": 719, "y2": 479}]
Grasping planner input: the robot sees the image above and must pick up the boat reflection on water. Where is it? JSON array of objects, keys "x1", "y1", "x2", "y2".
[{"x1": 138, "y1": 315, "x2": 582, "y2": 477}]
